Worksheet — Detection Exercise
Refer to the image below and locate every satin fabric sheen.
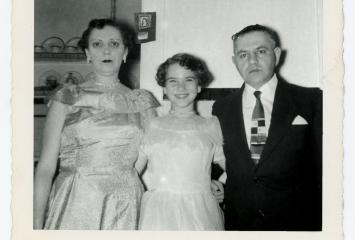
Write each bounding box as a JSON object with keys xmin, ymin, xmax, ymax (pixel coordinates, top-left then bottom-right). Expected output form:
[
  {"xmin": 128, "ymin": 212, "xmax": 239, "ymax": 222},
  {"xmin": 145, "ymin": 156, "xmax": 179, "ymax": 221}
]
[{"xmin": 43, "ymin": 83, "xmax": 159, "ymax": 230}]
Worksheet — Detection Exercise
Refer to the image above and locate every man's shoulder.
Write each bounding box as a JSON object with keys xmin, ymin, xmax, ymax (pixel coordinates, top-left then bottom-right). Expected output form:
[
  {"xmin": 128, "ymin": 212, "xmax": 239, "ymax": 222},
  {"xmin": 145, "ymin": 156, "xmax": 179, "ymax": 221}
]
[
  {"xmin": 214, "ymin": 88, "xmax": 243, "ymax": 105},
  {"xmin": 280, "ymin": 80, "xmax": 322, "ymax": 100},
  {"xmin": 212, "ymin": 88, "xmax": 242, "ymax": 114},
  {"xmin": 287, "ymin": 82, "xmax": 321, "ymax": 92},
  {"xmin": 279, "ymin": 80, "xmax": 322, "ymax": 114}
]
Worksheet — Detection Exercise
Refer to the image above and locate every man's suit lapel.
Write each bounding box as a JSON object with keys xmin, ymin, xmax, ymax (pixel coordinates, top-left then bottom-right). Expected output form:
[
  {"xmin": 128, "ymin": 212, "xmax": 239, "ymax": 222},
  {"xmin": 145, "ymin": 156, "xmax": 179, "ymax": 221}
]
[
  {"xmin": 231, "ymin": 85, "xmax": 252, "ymax": 163},
  {"xmin": 258, "ymin": 80, "xmax": 296, "ymax": 166}
]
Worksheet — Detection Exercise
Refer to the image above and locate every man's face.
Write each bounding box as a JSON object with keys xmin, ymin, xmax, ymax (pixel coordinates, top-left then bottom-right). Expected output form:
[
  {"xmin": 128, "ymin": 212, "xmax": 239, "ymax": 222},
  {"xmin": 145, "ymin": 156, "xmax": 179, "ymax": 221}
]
[{"xmin": 232, "ymin": 31, "xmax": 281, "ymax": 89}]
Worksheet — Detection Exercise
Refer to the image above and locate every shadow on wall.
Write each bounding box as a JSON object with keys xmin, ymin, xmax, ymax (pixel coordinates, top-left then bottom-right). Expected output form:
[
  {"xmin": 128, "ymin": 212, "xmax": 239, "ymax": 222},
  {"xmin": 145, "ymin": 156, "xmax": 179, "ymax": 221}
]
[{"xmin": 119, "ymin": 20, "xmax": 141, "ymax": 89}]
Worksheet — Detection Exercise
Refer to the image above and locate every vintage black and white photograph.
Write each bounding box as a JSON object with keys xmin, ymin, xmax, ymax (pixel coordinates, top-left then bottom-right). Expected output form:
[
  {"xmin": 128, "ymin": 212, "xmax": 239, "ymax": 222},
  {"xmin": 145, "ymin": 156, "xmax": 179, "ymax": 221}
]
[{"xmin": 11, "ymin": 0, "xmax": 344, "ymax": 239}]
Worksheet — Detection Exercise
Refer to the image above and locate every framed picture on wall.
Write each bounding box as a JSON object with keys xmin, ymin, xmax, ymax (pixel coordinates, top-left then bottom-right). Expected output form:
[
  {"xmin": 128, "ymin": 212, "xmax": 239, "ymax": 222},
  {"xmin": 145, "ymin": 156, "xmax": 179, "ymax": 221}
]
[{"xmin": 135, "ymin": 12, "xmax": 156, "ymax": 43}]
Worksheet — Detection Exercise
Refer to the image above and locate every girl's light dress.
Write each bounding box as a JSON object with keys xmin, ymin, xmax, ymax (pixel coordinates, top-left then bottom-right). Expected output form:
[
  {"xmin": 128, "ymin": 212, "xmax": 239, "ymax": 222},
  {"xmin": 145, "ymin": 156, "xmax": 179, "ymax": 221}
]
[{"xmin": 139, "ymin": 111, "xmax": 225, "ymax": 230}]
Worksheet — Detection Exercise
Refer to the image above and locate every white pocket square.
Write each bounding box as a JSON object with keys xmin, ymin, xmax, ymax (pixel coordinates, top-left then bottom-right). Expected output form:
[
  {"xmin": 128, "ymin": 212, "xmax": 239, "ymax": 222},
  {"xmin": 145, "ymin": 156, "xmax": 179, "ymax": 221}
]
[{"xmin": 292, "ymin": 115, "xmax": 308, "ymax": 125}]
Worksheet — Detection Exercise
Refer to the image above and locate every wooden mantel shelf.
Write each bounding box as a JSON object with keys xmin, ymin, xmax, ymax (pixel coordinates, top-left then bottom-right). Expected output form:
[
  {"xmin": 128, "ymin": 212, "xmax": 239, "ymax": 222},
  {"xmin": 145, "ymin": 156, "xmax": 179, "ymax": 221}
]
[{"xmin": 34, "ymin": 52, "xmax": 86, "ymax": 62}]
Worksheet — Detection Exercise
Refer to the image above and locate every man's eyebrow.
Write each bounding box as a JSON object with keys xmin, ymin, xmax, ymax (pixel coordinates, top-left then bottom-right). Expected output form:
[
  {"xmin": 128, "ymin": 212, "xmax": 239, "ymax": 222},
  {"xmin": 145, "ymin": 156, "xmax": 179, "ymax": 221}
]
[
  {"xmin": 235, "ymin": 45, "xmax": 270, "ymax": 53},
  {"xmin": 235, "ymin": 50, "xmax": 246, "ymax": 55},
  {"xmin": 256, "ymin": 45, "xmax": 269, "ymax": 49}
]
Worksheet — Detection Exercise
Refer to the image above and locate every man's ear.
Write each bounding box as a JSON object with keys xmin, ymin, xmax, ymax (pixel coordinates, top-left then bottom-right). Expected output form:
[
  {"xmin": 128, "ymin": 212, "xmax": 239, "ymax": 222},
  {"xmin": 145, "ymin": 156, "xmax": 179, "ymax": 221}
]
[{"xmin": 274, "ymin": 47, "xmax": 282, "ymax": 66}]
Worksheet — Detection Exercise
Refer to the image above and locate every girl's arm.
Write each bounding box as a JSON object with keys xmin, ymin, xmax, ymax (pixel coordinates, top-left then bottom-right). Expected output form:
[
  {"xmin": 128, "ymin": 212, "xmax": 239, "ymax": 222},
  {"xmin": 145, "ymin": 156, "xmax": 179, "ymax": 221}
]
[
  {"xmin": 214, "ymin": 146, "xmax": 226, "ymax": 171},
  {"xmin": 33, "ymin": 101, "xmax": 67, "ymax": 229},
  {"xmin": 211, "ymin": 146, "xmax": 226, "ymax": 203}
]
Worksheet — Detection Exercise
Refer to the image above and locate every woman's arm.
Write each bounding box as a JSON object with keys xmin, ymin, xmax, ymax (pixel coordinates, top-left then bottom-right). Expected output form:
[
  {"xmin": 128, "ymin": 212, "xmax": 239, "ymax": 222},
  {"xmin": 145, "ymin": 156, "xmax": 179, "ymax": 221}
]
[
  {"xmin": 33, "ymin": 101, "xmax": 67, "ymax": 229},
  {"xmin": 211, "ymin": 146, "xmax": 226, "ymax": 203}
]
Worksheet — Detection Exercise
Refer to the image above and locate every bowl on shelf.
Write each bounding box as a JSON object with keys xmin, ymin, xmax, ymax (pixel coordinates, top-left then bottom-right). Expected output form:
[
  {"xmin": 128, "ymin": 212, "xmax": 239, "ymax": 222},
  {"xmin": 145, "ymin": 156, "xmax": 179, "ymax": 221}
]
[
  {"xmin": 49, "ymin": 45, "xmax": 63, "ymax": 53},
  {"xmin": 42, "ymin": 36, "xmax": 65, "ymax": 53},
  {"xmin": 34, "ymin": 45, "xmax": 45, "ymax": 53},
  {"xmin": 65, "ymin": 37, "xmax": 82, "ymax": 53},
  {"xmin": 63, "ymin": 45, "xmax": 79, "ymax": 53},
  {"xmin": 39, "ymin": 70, "xmax": 62, "ymax": 88}
]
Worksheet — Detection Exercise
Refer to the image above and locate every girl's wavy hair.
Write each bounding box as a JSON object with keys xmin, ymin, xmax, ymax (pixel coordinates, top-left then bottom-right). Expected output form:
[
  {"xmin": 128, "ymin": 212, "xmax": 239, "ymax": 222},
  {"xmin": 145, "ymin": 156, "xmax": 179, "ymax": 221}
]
[{"xmin": 156, "ymin": 53, "xmax": 214, "ymax": 87}]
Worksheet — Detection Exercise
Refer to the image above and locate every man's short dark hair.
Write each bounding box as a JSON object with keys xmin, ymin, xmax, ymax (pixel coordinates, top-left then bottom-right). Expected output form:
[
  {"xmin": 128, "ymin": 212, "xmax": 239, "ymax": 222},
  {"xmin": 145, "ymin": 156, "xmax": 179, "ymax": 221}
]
[{"xmin": 232, "ymin": 24, "xmax": 281, "ymax": 48}]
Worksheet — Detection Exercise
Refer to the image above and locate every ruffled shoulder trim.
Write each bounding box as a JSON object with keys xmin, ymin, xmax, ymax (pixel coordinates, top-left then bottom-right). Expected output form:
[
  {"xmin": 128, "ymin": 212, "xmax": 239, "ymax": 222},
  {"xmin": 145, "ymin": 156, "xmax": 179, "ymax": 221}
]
[
  {"xmin": 73, "ymin": 88, "xmax": 160, "ymax": 113},
  {"xmin": 48, "ymin": 83, "xmax": 80, "ymax": 106},
  {"xmin": 126, "ymin": 89, "xmax": 160, "ymax": 112}
]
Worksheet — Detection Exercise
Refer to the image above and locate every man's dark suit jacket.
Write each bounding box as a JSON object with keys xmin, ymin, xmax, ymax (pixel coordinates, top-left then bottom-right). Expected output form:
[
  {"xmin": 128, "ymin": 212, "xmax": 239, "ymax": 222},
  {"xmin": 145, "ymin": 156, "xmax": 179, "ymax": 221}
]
[{"xmin": 212, "ymin": 79, "xmax": 322, "ymax": 231}]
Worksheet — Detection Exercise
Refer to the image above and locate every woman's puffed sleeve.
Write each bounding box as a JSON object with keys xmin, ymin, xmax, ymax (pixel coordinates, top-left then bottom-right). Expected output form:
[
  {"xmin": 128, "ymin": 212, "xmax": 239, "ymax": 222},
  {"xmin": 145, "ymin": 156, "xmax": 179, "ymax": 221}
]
[
  {"xmin": 135, "ymin": 89, "xmax": 160, "ymax": 129},
  {"xmin": 135, "ymin": 89, "xmax": 160, "ymax": 111},
  {"xmin": 47, "ymin": 84, "xmax": 79, "ymax": 107},
  {"xmin": 92, "ymin": 89, "xmax": 160, "ymax": 113}
]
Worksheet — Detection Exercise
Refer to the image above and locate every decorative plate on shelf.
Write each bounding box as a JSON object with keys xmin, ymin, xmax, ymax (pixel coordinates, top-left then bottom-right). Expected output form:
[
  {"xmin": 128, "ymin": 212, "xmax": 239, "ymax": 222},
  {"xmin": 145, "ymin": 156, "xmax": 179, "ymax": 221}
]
[
  {"xmin": 61, "ymin": 71, "xmax": 85, "ymax": 85},
  {"xmin": 42, "ymin": 36, "xmax": 65, "ymax": 53},
  {"xmin": 65, "ymin": 37, "xmax": 82, "ymax": 53},
  {"xmin": 38, "ymin": 70, "xmax": 62, "ymax": 88},
  {"xmin": 85, "ymin": 72, "xmax": 95, "ymax": 82},
  {"xmin": 34, "ymin": 45, "xmax": 46, "ymax": 53},
  {"xmin": 63, "ymin": 46, "xmax": 79, "ymax": 53}
]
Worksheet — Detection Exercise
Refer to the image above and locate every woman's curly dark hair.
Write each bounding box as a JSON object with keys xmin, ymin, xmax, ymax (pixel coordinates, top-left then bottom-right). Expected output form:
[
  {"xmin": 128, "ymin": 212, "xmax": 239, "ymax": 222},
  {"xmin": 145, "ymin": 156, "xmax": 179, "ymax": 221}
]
[
  {"xmin": 78, "ymin": 18, "xmax": 134, "ymax": 52},
  {"xmin": 156, "ymin": 53, "xmax": 214, "ymax": 87}
]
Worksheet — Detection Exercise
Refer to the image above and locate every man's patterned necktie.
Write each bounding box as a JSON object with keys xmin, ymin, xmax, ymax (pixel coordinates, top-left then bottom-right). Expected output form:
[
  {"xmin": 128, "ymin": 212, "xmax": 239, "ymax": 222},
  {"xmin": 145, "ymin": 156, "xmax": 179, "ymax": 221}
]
[{"xmin": 250, "ymin": 91, "xmax": 267, "ymax": 164}]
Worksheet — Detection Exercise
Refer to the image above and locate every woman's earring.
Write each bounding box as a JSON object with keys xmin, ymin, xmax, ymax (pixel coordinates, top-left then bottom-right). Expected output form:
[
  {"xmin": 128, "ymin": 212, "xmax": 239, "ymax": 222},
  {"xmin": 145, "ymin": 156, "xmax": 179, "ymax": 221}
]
[{"xmin": 163, "ymin": 88, "xmax": 167, "ymax": 100}]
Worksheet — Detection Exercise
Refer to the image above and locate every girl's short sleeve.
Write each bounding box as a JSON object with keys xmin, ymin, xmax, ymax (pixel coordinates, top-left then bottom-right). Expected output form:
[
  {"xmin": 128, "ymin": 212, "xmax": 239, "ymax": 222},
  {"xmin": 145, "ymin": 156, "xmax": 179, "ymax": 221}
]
[
  {"xmin": 210, "ymin": 116, "xmax": 224, "ymax": 146},
  {"xmin": 210, "ymin": 116, "xmax": 226, "ymax": 166},
  {"xmin": 138, "ymin": 118, "xmax": 155, "ymax": 158}
]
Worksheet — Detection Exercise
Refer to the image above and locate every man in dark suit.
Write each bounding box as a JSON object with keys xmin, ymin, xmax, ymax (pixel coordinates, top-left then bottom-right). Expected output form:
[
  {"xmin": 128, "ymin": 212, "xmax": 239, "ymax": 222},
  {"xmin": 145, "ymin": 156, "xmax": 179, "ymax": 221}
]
[{"xmin": 212, "ymin": 24, "xmax": 322, "ymax": 230}]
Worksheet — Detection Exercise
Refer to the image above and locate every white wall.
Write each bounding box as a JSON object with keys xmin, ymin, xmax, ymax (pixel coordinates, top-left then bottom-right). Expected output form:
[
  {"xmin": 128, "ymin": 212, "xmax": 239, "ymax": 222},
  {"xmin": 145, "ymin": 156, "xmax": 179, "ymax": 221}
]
[
  {"xmin": 140, "ymin": 0, "xmax": 322, "ymax": 116},
  {"xmin": 35, "ymin": 0, "xmax": 141, "ymax": 45}
]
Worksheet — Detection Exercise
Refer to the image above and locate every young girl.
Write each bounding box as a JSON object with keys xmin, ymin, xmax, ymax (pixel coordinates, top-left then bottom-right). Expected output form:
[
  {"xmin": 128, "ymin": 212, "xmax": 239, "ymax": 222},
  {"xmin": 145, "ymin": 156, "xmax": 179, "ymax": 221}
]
[{"xmin": 135, "ymin": 53, "xmax": 225, "ymax": 230}]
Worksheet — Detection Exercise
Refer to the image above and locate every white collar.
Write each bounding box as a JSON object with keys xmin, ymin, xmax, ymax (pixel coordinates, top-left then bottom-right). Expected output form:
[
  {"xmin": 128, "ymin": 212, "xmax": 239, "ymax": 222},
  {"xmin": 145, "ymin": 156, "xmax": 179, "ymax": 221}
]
[{"xmin": 244, "ymin": 75, "xmax": 278, "ymax": 102}]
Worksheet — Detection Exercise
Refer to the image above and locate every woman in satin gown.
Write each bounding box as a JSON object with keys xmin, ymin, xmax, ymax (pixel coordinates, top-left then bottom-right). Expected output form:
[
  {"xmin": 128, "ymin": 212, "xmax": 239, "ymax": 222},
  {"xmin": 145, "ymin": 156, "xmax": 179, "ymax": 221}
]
[
  {"xmin": 136, "ymin": 53, "xmax": 226, "ymax": 230},
  {"xmin": 33, "ymin": 19, "xmax": 159, "ymax": 230}
]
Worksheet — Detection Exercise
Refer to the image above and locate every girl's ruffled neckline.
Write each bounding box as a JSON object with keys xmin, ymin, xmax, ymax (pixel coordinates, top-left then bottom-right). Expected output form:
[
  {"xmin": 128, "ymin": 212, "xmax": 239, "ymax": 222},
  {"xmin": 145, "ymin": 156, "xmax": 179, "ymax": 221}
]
[{"xmin": 169, "ymin": 109, "xmax": 197, "ymax": 118}]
